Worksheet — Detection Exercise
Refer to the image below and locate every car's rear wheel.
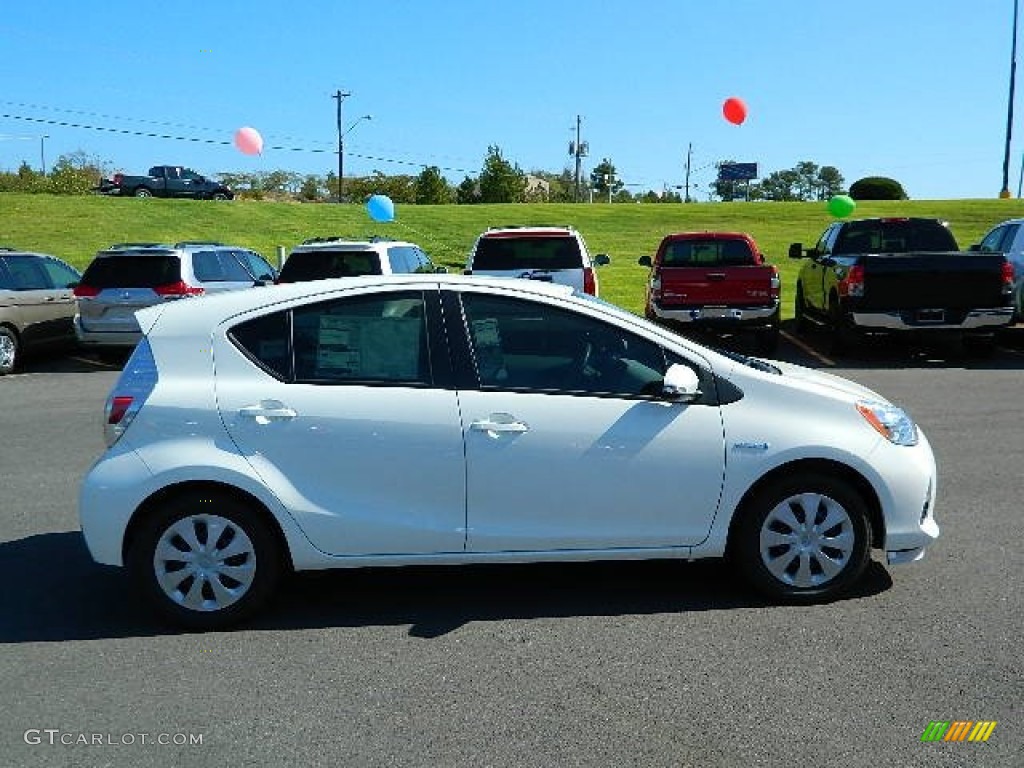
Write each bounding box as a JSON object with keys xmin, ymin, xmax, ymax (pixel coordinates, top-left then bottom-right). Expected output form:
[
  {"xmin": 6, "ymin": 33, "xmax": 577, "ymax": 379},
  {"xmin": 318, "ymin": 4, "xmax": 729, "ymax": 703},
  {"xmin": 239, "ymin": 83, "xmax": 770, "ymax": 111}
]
[
  {"xmin": 211, "ymin": 192, "xmax": 229, "ymax": 201},
  {"xmin": 127, "ymin": 490, "xmax": 282, "ymax": 628},
  {"xmin": 828, "ymin": 295, "xmax": 858, "ymax": 354},
  {"xmin": 133, "ymin": 186, "xmax": 153, "ymax": 198},
  {"xmin": 734, "ymin": 473, "xmax": 871, "ymax": 602},
  {"xmin": 0, "ymin": 326, "xmax": 19, "ymax": 374}
]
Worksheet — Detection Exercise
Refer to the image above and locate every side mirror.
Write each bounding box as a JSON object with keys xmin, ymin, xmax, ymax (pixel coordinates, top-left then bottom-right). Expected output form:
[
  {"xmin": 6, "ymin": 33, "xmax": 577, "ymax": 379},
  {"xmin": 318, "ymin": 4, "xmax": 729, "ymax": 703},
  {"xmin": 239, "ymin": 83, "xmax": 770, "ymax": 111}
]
[
  {"xmin": 968, "ymin": 243, "xmax": 981, "ymax": 252},
  {"xmin": 788, "ymin": 243, "xmax": 805, "ymax": 259},
  {"xmin": 638, "ymin": 255, "xmax": 652, "ymax": 267},
  {"xmin": 594, "ymin": 253, "xmax": 610, "ymax": 266},
  {"xmin": 661, "ymin": 363, "xmax": 702, "ymax": 402},
  {"xmin": 434, "ymin": 265, "xmax": 449, "ymax": 273}
]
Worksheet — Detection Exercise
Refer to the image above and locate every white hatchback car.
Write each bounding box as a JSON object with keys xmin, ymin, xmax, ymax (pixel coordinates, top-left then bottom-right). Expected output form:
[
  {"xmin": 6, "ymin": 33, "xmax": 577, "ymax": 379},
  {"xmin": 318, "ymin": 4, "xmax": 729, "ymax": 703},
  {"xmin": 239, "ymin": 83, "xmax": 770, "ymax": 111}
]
[{"xmin": 80, "ymin": 276, "xmax": 939, "ymax": 628}]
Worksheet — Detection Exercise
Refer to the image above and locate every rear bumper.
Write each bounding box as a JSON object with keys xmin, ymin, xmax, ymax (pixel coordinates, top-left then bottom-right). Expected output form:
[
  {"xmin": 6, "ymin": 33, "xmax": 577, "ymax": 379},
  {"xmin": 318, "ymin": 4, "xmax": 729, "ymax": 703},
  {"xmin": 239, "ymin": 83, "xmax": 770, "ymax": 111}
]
[
  {"xmin": 74, "ymin": 316, "xmax": 142, "ymax": 347},
  {"xmin": 650, "ymin": 300, "xmax": 779, "ymax": 327},
  {"xmin": 850, "ymin": 307, "xmax": 1013, "ymax": 331}
]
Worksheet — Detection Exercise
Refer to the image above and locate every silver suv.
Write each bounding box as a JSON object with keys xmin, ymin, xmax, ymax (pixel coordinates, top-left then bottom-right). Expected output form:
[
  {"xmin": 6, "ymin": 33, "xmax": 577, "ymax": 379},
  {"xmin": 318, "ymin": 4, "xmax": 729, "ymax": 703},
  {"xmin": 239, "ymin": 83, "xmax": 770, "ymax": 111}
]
[
  {"xmin": 465, "ymin": 226, "xmax": 610, "ymax": 295},
  {"xmin": 74, "ymin": 243, "xmax": 276, "ymax": 351},
  {"xmin": 277, "ymin": 237, "xmax": 443, "ymax": 284}
]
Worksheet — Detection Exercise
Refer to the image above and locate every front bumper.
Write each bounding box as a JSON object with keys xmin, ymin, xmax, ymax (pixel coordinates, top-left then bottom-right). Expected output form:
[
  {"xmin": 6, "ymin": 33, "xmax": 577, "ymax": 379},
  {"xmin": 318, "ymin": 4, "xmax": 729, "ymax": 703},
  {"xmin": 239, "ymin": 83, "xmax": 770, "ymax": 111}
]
[
  {"xmin": 850, "ymin": 307, "xmax": 1013, "ymax": 331},
  {"xmin": 874, "ymin": 428, "xmax": 940, "ymax": 564}
]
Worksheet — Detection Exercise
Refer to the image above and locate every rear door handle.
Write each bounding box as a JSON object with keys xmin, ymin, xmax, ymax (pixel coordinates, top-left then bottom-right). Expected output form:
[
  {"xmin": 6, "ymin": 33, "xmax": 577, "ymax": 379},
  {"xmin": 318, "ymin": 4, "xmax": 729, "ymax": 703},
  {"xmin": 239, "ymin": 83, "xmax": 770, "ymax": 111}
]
[
  {"xmin": 470, "ymin": 414, "xmax": 529, "ymax": 436},
  {"xmin": 238, "ymin": 400, "xmax": 297, "ymax": 424}
]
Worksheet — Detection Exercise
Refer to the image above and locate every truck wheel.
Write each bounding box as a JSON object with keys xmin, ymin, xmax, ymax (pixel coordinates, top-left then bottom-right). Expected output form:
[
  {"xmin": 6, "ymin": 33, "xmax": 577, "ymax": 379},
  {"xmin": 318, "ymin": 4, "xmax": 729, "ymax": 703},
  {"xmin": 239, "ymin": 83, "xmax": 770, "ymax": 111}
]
[
  {"xmin": 211, "ymin": 192, "xmax": 229, "ymax": 201},
  {"xmin": 828, "ymin": 295, "xmax": 857, "ymax": 355},
  {"xmin": 133, "ymin": 187, "xmax": 153, "ymax": 198},
  {"xmin": 794, "ymin": 284, "xmax": 808, "ymax": 333},
  {"xmin": 733, "ymin": 472, "xmax": 872, "ymax": 602}
]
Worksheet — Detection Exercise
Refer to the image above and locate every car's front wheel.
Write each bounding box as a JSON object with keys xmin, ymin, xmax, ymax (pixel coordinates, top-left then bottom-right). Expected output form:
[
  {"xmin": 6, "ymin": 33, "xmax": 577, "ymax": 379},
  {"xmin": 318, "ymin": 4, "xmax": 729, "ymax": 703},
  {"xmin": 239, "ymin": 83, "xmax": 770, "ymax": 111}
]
[
  {"xmin": 127, "ymin": 490, "xmax": 282, "ymax": 628},
  {"xmin": 734, "ymin": 473, "xmax": 872, "ymax": 602},
  {"xmin": 0, "ymin": 326, "xmax": 19, "ymax": 375}
]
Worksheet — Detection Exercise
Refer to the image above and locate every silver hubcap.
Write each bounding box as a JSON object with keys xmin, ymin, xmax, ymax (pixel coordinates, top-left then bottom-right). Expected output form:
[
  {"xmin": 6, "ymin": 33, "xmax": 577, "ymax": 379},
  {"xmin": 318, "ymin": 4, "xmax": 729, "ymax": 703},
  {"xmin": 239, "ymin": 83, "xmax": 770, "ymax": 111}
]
[
  {"xmin": 154, "ymin": 514, "xmax": 256, "ymax": 612},
  {"xmin": 0, "ymin": 334, "xmax": 14, "ymax": 368},
  {"xmin": 759, "ymin": 493, "xmax": 855, "ymax": 588}
]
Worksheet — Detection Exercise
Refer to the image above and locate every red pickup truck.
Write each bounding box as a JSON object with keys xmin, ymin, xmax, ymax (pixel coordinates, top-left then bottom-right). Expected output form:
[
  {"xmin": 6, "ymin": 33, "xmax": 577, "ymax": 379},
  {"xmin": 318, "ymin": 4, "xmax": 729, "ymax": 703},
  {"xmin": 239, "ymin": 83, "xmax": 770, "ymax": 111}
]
[{"xmin": 639, "ymin": 232, "xmax": 781, "ymax": 355}]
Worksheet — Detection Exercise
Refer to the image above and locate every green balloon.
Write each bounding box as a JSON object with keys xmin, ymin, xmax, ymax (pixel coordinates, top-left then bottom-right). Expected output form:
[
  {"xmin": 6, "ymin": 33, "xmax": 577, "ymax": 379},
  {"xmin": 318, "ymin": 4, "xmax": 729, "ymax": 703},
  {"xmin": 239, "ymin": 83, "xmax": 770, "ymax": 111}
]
[{"xmin": 827, "ymin": 194, "xmax": 856, "ymax": 218}]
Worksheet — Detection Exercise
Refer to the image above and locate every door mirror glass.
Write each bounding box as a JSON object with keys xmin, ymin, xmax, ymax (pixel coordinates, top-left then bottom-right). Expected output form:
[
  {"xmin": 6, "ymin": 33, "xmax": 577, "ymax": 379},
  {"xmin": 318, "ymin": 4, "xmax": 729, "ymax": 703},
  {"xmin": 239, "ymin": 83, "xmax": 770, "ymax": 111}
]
[
  {"xmin": 662, "ymin": 363, "xmax": 701, "ymax": 401},
  {"xmin": 637, "ymin": 255, "xmax": 652, "ymax": 267},
  {"xmin": 788, "ymin": 243, "xmax": 804, "ymax": 259},
  {"xmin": 594, "ymin": 253, "xmax": 611, "ymax": 266}
]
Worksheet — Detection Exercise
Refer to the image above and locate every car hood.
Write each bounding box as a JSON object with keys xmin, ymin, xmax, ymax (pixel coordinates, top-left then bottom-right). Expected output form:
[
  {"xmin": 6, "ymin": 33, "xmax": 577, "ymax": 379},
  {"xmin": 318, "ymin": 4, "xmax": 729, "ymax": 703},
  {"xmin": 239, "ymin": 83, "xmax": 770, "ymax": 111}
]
[{"xmin": 748, "ymin": 359, "xmax": 889, "ymax": 404}]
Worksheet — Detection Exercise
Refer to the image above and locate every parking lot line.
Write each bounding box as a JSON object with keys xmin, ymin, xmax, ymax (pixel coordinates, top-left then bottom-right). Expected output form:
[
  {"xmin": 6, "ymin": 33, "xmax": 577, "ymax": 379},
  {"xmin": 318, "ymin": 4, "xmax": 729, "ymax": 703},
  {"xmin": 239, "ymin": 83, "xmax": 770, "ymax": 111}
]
[
  {"xmin": 69, "ymin": 355, "xmax": 119, "ymax": 368},
  {"xmin": 780, "ymin": 330, "xmax": 835, "ymax": 367}
]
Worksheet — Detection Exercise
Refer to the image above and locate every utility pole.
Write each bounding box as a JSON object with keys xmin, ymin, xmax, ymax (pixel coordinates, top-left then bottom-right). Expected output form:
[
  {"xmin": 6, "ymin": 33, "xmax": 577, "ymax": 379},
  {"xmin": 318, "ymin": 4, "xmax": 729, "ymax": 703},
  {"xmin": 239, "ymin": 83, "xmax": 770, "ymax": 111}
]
[
  {"xmin": 332, "ymin": 89, "xmax": 351, "ymax": 203},
  {"xmin": 683, "ymin": 143, "xmax": 693, "ymax": 203},
  {"xmin": 40, "ymin": 135, "xmax": 48, "ymax": 175},
  {"xmin": 1001, "ymin": 0, "xmax": 1018, "ymax": 197},
  {"xmin": 568, "ymin": 115, "xmax": 588, "ymax": 203}
]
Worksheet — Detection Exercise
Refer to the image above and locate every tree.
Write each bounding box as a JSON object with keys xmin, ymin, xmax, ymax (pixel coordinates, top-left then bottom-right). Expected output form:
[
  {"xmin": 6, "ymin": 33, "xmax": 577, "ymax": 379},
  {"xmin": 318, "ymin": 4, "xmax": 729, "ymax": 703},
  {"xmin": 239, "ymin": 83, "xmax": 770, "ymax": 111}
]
[
  {"xmin": 816, "ymin": 166, "xmax": 845, "ymax": 199},
  {"xmin": 456, "ymin": 175, "xmax": 479, "ymax": 204},
  {"xmin": 589, "ymin": 158, "xmax": 623, "ymax": 202},
  {"xmin": 712, "ymin": 160, "xmax": 745, "ymax": 201},
  {"xmin": 48, "ymin": 151, "xmax": 110, "ymax": 195},
  {"xmin": 794, "ymin": 161, "xmax": 820, "ymax": 201},
  {"xmin": 414, "ymin": 166, "xmax": 454, "ymax": 204},
  {"xmin": 299, "ymin": 174, "xmax": 325, "ymax": 202},
  {"xmin": 849, "ymin": 176, "xmax": 908, "ymax": 200},
  {"xmin": 478, "ymin": 146, "xmax": 526, "ymax": 203},
  {"xmin": 760, "ymin": 169, "xmax": 801, "ymax": 201}
]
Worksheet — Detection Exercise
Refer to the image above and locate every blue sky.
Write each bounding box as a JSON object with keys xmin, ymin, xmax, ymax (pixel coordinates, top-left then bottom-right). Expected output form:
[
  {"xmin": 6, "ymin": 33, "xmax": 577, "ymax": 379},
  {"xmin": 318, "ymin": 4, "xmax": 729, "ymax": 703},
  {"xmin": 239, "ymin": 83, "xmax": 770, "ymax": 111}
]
[{"xmin": 0, "ymin": 1, "xmax": 1020, "ymax": 200}]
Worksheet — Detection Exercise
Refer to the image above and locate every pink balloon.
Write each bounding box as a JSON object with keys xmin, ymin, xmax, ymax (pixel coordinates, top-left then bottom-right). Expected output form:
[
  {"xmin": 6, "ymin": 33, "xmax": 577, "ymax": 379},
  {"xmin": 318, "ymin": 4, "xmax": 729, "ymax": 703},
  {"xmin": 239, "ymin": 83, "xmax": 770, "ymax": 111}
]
[{"xmin": 233, "ymin": 126, "xmax": 263, "ymax": 156}]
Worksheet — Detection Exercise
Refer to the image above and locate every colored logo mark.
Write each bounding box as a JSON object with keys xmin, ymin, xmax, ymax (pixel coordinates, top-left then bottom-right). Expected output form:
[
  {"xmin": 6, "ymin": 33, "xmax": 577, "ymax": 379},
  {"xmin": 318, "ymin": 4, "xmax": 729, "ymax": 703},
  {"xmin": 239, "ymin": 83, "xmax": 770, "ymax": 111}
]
[{"xmin": 920, "ymin": 720, "xmax": 997, "ymax": 742}]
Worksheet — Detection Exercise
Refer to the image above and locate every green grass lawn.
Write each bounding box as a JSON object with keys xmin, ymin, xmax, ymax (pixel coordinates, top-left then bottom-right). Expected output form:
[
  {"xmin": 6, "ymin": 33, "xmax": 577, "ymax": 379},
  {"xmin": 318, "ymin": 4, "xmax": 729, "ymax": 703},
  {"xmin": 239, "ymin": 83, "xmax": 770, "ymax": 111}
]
[{"xmin": 2, "ymin": 193, "xmax": 1021, "ymax": 317}]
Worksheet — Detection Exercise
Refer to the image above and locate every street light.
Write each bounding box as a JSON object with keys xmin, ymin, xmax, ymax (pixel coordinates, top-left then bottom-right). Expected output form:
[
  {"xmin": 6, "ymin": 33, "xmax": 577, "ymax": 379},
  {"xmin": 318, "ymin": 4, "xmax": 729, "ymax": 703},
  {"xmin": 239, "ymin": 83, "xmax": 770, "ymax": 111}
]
[
  {"xmin": 40, "ymin": 135, "xmax": 48, "ymax": 175},
  {"xmin": 339, "ymin": 115, "xmax": 371, "ymax": 202},
  {"xmin": 1001, "ymin": 0, "xmax": 1019, "ymax": 197}
]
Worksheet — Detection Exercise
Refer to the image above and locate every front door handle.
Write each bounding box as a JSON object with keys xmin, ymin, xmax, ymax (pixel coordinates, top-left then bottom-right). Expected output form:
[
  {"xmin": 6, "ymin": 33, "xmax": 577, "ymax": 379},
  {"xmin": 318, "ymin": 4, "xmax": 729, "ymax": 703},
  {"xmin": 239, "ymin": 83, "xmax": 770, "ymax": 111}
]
[
  {"xmin": 470, "ymin": 413, "xmax": 529, "ymax": 436},
  {"xmin": 238, "ymin": 400, "xmax": 297, "ymax": 424}
]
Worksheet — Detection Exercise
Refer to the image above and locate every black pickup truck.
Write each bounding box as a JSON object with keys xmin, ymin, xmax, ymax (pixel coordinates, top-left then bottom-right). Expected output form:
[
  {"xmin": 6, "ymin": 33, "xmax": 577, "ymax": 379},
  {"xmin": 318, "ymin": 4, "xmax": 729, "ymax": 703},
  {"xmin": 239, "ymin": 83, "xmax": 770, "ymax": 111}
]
[
  {"xmin": 96, "ymin": 165, "xmax": 234, "ymax": 200},
  {"xmin": 790, "ymin": 217, "xmax": 1014, "ymax": 353}
]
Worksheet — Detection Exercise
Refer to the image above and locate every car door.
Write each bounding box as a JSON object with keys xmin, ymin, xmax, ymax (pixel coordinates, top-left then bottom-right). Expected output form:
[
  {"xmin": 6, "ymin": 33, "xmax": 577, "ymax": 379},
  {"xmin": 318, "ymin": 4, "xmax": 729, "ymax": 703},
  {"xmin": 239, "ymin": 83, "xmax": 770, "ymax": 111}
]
[
  {"xmin": 0, "ymin": 256, "xmax": 58, "ymax": 346},
  {"xmin": 803, "ymin": 225, "xmax": 836, "ymax": 313},
  {"xmin": 36, "ymin": 256, "xmax": 81, "ymax": 341},
  {"xmin": 215, "ymin": 286, "xmax": 467, "ymax": 556},
  {"xmin": 450, "ymin": 289, "xmax": 726, "ymax": 551}
]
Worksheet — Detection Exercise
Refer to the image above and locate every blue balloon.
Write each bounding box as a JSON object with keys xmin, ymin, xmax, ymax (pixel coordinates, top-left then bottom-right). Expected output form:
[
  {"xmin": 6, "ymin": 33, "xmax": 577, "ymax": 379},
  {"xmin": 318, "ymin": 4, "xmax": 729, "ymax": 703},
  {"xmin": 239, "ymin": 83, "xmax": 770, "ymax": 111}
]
[{"xmin": 366, "ymin": 194, "xmax": 395, "ymax": 222}]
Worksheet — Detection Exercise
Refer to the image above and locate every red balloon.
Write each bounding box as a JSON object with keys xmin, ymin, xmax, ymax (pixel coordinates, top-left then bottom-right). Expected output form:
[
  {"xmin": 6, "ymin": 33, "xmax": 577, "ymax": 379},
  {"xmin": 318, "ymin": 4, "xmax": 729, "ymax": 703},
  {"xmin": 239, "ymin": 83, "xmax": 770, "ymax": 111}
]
[{"xmin": 722, "ymin": 97, "xmax": 747, "ymax": 126}]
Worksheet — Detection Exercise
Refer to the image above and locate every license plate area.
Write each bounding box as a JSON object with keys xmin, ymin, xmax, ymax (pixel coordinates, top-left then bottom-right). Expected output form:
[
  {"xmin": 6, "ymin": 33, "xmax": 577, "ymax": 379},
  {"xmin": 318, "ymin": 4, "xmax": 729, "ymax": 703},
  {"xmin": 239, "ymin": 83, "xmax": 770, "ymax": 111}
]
[{"xmin": 916, "ymin": 309, "xmax": 946, "ymax": 323}]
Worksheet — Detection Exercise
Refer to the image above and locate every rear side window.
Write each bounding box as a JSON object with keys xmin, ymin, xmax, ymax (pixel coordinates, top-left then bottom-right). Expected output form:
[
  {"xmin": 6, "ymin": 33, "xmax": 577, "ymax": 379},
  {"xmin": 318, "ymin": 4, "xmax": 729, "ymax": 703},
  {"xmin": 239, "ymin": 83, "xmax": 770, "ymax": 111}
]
[
  {"xmin": 80, "ymin": 255, "xmax": 181, "ymax": 288},
  {"xmin": 661, "ymin": 239, "xmax": 754, "ymax": 266},
  {"xmin": 39, "ymin": 258, "xmax": 82, "ymax": 289},
  {"xmin": 472, "ymin": 236, "xmax": 581, "ymax": 270},
  {"xmin": 192, "ymin": 251, "xmax": 252, "ymax": 283},
  {"xmin": 236, "ymin": 250, "xmax": 276, "ymax": 281},
  {"xmin": 278, "ymin": 250, "xmax": 383, "ymax": 283},
  {"xmin": 1, "ymin": 256, "xmax": 49, "ymax": 290}
]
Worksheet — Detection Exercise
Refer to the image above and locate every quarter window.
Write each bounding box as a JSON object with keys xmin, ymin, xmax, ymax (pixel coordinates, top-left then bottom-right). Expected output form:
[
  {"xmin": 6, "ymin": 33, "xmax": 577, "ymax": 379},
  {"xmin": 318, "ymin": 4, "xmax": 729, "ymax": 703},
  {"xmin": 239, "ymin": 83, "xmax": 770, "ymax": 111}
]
[
  {"xmin": 460, "ymin": 293, "xmax": 668, "ymax": 397},
  {"xmin": 39, "ymin": 258, "xmax": 81, "ymax": 289}
]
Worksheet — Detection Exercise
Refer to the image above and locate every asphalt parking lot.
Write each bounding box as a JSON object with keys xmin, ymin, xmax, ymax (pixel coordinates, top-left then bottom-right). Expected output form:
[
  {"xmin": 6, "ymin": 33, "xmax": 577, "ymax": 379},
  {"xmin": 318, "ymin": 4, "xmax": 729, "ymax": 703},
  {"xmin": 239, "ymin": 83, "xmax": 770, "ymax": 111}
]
[{"xmin": 1, "ymin": 327, "xmax": 1021, "ymax": 767}]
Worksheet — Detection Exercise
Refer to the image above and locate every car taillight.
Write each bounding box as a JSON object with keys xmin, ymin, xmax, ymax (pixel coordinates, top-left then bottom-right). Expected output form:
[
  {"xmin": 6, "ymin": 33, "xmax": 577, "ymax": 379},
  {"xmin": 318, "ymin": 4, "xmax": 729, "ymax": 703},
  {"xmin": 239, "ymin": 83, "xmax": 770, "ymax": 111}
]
[
  {"xmin": 650, "ymin": 270, "xmax": 662, "ymax": 300},
  {"xmin": 73, "ymin": 284, "xmax": 101, "ymax": 298},
  {"xmin": 113, "ymin": 173, "xmax": 124, "ymax": 184},
  {"xmin": 838, "ymin": 265, "xmax": 865, "ymax": 297},
  {"xmin": 153, "ymin": 281, "xmax": 204, "ymax": 297},
  {"xmin": 1001, "ymin": 260, "xmax": 1015, "ymax": 291},
  {"xmin": 583, "ymin": 266, "xmax": 597, "ymax": 296},
  {"xmin": 769, "ymin": 265, "xmax": 780, "ymax": 296},
  {"xmin": 103, "ymin": 338, "xmax": 159, "ymax": 446}
]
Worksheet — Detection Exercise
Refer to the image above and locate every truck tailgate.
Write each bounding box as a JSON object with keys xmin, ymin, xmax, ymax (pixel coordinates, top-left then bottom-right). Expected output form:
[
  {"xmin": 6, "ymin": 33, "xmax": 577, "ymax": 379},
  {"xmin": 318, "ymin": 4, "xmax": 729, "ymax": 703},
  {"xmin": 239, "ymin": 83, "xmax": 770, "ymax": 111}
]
[
  {"xmin": 657, "ymin": 265, "xmax": 776, "ymax": 306},
  {"xmin": 861, "ymin": 253, "xmax": 1007, "ymax": 310}
]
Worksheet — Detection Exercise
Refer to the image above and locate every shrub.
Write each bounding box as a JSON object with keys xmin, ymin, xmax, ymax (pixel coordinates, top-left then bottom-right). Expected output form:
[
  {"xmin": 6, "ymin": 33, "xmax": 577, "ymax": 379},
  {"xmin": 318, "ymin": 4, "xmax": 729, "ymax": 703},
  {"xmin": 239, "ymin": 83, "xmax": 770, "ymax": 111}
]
[{"xmin": 849, "ymin": 176, "xmax": 908, "ymax": 200}]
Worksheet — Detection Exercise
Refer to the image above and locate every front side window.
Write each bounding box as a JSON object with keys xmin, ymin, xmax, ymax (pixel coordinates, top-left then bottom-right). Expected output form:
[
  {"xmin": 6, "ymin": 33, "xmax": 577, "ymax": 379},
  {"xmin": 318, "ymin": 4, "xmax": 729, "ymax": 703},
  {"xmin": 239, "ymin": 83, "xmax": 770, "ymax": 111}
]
[
  {"xmin": 460, "ymin": 293, "xmax": 667, "ymax": 397},
  {"xmin": 293, "ymin": 291, "xmax": 429, "ymax": 385},
  {"xmin": 39, "ymin": 258, "xmax": 81, "ymax": 289}
]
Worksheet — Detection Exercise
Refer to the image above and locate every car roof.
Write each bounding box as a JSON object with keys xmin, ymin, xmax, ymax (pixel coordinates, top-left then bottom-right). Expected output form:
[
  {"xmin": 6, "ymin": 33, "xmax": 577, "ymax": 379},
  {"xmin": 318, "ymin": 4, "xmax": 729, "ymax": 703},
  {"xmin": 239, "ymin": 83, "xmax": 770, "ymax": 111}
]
[
  {"xmin": 0, "ymin": 250, "xmax": 67, "ymax": 260},
  {"xmin": 138, "ymin": 274, "xmax": 576, "ymax": 335},
  {"xmin": 290, "ymin": 238, "xmax": 419, "ymax": 252},
  {"xmin": 95, "ymin": 244, "xmax": 244, "ymax": 258},
  {"xmin": 479, "ymin": 226, "xmax": 577, "ymax": 238}
]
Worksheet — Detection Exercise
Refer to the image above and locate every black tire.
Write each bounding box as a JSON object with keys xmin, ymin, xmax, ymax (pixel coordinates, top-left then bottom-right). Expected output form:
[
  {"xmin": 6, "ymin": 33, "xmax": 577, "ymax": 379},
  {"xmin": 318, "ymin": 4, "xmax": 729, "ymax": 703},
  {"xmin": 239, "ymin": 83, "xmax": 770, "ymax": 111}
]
[
  {"xmin": 211, "ymin": 192, "xmax": 229, "ymax": 201},
  {"xmin": 828, "ymin": 294, "xmax": 857, "ymax": 355},
  {"xmin": 753, "ymin": 325, "xmax": 780, "ymax": 357},
  {"xmin": 733, "ymin": 472, "xmax": 872, "ymax": 602},
  {"xmin": 133, "ymin": 186, "xmax": 153, "ymax": 198},
  {"xmin": 793, "ymin": 283, "xmax": 808, "ymax": 334},
  {"xmin": 0, "ymin": 326, "xmax": 19, "ymax": 375},
  {"xmin": 127, "ymin": 490, "xmax": 282, "ymax": 629}
]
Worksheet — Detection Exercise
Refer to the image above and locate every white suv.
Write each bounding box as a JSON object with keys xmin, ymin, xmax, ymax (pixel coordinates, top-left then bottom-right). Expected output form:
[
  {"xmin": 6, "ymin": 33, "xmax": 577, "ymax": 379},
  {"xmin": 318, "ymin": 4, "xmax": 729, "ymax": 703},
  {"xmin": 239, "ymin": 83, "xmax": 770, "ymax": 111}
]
[
  {"xmin": 277, "ymin": 237, "xmax": 443, "ymax": 284},
  {"xmin": 465, "ymin": 226, "xmax": 609, "ymax": 295}
]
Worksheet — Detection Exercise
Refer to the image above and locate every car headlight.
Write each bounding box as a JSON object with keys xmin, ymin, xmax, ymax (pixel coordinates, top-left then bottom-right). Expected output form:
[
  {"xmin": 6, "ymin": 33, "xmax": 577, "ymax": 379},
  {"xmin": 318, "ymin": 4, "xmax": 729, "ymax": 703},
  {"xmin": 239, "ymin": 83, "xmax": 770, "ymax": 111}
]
[{"xmin": 856, "ymin": 400, "xmax": 918, "ymax": 446}]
